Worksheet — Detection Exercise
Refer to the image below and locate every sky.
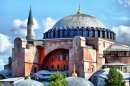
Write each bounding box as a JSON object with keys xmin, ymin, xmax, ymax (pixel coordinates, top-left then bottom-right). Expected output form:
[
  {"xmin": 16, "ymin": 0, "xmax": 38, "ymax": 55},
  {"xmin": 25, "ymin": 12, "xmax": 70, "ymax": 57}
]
[{"xmin": 0, "ymin": 0, "xmax": 130, "ymax": 70}]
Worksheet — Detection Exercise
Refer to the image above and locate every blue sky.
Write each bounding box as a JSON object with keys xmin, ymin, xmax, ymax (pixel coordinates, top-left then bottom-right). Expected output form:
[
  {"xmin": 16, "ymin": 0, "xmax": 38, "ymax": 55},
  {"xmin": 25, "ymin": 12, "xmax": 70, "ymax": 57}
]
[{"xmin": 0, "ymin": 0, "xmax": 130, "ymax": 70}]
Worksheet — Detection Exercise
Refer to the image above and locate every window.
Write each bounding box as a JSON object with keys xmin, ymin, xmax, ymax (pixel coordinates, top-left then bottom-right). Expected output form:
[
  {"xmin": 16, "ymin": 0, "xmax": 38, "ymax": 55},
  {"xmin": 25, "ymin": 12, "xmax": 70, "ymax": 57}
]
[
  {"xmin": 123, "ymin": 67, "xmax": 127, "ymax": 73},
  {"xmin": 63, "ymin": 64, "xmax": 66, "ymax": 70},
  {"xmin": 92, "ymin": 66, "xmax": 95, "ymax": 72},
  {"xmin": 53, "ymin": 30, "xmax": 55, "ymax": 37},
  {"xmin": 62, "ymin": 51, "xmax": 66, "ymax": 60},
  {"xmin": 98, "ymin": 30, "xmax": 100, "ymax": 37},
  {"xmin": 51, "ymin": 65, "xmax": 54, "ymax": 70},
  {"xmin": 57, "ymin": 64, "xmax": 60, "ymax": 70},
  {"xmin": 68, "ymin": 29, "xmax": 71, "ymax": 37},
  {"xmin": 45, "ymin": 65, "xmax": 48, "ymax": 70},
  {"xmin": 92, "ymin": 29, "xmax": 95, "ymax": 37},
  {"xmin": 60, "ymin": 55, "xmax": 63, "ymax": 60},
  {"xmin": 34, "ymin": 67, "xmax": 37, "ymax": 73},
  {"xmin": 58, "ymin": 30, "xmax": 60, "ymax": 37},
  {"xmin": 93, "ymin": 76, "xmax": 97, "ymax": 85},
  {"xmin": 74, "ymin": 30, "xmax": 77, "ymax": 36},
  {"xmin": 51, "ymin": 56, "xmax": 54, "ymax": 61},
  {"xmin": 57, "ymin": 54, "xmax": 60, "ymax": 61}
]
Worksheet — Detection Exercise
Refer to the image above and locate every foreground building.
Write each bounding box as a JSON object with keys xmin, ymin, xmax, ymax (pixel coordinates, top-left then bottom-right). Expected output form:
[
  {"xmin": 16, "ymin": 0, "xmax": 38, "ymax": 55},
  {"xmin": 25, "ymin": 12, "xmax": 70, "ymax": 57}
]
[{"xmin": 1, "ymin": 5, "xmax": 130, "ymax": 83}]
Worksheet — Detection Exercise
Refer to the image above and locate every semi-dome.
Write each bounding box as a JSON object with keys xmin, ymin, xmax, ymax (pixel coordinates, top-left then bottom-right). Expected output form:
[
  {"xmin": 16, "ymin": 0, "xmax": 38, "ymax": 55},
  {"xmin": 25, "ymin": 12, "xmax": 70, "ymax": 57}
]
[
  {"xmin": 66, "ymin": 77, "xmax": 94, "ymax": 86},
  {"xmin": 53, "ymin": 14, "xmax": 106, "ymax": 29},
  {"xmin": 13, "ymin": 79, "xmax": 43, "ymax": 86}
]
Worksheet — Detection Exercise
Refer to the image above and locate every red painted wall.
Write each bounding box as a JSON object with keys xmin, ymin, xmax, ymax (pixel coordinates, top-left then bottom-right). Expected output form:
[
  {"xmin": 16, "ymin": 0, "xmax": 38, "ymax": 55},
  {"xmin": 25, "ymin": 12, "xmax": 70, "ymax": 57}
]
[
  {"xmin": 42, "ymin": 49, "xmax": 69, "ymax": 70},
  {"xmin": 36, "ymin": 46, "xmax": 45, "ymax": 70}
]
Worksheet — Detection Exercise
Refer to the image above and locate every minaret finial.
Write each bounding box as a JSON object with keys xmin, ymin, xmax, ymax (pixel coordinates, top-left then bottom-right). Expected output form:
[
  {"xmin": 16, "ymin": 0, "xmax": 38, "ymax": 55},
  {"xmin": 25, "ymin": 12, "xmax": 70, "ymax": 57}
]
[
  {"xmin": 72, "ymin": 64, "xmax": 77, "ymax": 77},
  {"xmin": 77, "ymin": 3, "xmax": 82, "ymax": 14}
]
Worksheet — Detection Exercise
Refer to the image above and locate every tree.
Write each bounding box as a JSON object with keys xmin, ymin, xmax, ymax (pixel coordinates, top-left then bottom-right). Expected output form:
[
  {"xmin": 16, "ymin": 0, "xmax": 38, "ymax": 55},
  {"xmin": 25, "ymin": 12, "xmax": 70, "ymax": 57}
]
[
  {"xmin": 105, "ymin": 66, "xmax": 126, "ymax": 86},
  {"xmin": 0, "ymin": 84, "xmax": 3, "ymax": 86},
  {"xmin": 48, "ymin": 71, "xmax": 68, "ymax": 86}
]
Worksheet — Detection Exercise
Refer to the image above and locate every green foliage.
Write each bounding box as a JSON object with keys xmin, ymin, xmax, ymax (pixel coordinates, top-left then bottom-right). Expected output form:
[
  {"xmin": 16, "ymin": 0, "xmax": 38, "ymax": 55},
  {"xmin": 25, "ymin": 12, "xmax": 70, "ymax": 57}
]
[
  {"xmin": 0, "ymin": 84, "xmax": 3, "ymax": 86},
  {"xmin": 105, "ymin": 66, "xmax": 126, "ymax": 86},
  {"xmin": 48, "ymin": 71, "xmax": 68, "ymax": 86}
]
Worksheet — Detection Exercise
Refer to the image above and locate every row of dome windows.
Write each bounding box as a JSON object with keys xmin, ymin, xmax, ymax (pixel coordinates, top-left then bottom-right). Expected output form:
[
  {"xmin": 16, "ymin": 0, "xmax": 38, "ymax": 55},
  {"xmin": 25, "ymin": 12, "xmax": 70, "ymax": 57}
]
[
  {"xmin": 45, "ymin": 64, "xmax": 67, "ymax": 70},
  {"xmin": 44, "ymin": 28, "xmax": 115, "ymax": 40}
]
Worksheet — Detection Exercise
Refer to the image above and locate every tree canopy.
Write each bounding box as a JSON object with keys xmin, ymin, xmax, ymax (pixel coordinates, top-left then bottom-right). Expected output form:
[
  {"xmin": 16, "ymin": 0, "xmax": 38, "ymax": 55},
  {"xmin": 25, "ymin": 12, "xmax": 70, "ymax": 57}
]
[
  {"xmin": 48, "ymin": 71, "xmax": 68, "ymax": 86},
  {"xmin": 105, "ymin": 66, "xmax": 126, "ymax": 86}
]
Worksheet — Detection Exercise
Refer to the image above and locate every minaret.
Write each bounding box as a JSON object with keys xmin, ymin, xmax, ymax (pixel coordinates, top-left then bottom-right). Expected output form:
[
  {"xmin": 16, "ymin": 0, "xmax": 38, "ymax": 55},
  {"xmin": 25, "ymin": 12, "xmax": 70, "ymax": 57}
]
[
  {"xmin": 26, "ymin": 6, "xmax": 34, "ymax": 40},
  {"xmin": 77, "ymin": 3, "xmax": 82, "ymax": 14}
]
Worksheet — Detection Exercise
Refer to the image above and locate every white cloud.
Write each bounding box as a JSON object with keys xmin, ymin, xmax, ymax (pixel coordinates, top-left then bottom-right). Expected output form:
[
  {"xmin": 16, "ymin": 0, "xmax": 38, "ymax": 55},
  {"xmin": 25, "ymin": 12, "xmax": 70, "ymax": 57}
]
[
  {"xmin": 0, "ymin": 33, "xmax": 13, "ymax": 70},
  {"xmin": 112, "ymin": 25, "xmax": 130, "ymax": 45},
  {"xmin": 43, "ymin": 17, "xmax": 57, "ymax": 32},
  {"xmin": 118, "ymin": 0, "xmax": 130, "ymax": 7},
  {"xmin": 0, "ymin": 33, "xmax": 13, "ymax": 54},
  {"xmin": 10, "ymin": 18, "xmax": 39, "ymax": 38}
]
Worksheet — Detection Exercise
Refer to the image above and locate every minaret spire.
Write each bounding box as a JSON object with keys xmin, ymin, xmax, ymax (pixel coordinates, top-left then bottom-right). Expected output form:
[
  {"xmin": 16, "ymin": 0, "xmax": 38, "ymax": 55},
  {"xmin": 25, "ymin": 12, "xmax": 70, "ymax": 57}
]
[
  {"xmin": 26, "ymin": 6, "xmax": 34, "ymax": 40},
  {"xmin": 27, "ymin": 5, "xmax": 34, "ymax": 25},
  {"xmin": 77, "ymin": 3, "xmax": 82, "ymax": 14}
]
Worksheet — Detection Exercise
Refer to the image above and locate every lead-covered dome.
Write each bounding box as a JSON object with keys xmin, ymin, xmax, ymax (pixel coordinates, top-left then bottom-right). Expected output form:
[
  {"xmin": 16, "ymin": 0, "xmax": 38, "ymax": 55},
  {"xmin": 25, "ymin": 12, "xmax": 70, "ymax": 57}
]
[
  {"xmin": 43, "ymin": 7, "xmax": 116, "ymax": 41},
  {"xmin": 66, "ymin": 77, "xmax": 94, "ymax": 86},
  {"xmin": 13, "ymin": 79, "xmax": 43, "ymax": 86},
  {"xmin": 53, "ymin": 14, "xmax": 106, "ymax": 29}
]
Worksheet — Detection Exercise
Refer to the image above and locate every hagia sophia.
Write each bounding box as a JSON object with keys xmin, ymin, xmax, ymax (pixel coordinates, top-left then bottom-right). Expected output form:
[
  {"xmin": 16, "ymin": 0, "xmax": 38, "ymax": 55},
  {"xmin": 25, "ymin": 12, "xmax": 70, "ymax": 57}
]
[{"xmin": 0, "ymin": 5, "xmax": 130, "ymax": 86}]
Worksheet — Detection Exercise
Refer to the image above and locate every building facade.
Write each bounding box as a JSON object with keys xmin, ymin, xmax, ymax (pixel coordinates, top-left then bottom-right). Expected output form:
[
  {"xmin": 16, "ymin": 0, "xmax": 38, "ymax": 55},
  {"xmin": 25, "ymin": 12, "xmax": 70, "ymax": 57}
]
[{"xmin": 2, "ymin": 6, "xmax": 130, "ymax": 80}]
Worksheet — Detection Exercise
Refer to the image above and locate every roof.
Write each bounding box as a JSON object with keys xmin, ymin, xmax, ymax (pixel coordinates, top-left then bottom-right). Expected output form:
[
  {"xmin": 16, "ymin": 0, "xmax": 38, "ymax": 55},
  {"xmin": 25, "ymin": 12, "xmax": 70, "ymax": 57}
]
[
  {"xmin": 0, "ymin": 69, "xmax": 12, "ymax": 78},
  {"xmin": 104, "ymin": 61, "xmax": 128, "ymax": 66},
  {"xmin": 98, "ymin": 68, "xmax": 130, "ymax": 81},
  {"xmin": 13, "ymin": 79, "xmax": 43, "ymax": 86},
  {"xmin": 33, "ymin": 70, "xmax": 69, "ymax": 79},
  {"xmin": 105, "ymin": 44, "xmax": 130, "ymax": 51},
  {"xmin": 52, "ymin": 14, "xmax": 106, "ymax": 29},
  {"xmin": 66, "ymin": 77, "xmax": 94, "ymax": 86},
  {"xmin": 0, "ymin": 77, "xmax": 24, "ymax": 81}
]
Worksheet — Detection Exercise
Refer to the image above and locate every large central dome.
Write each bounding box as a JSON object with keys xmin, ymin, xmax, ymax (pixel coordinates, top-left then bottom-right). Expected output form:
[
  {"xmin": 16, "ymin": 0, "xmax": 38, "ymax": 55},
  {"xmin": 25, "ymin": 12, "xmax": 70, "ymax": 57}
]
[
  {"xmin": 53, "ymin": 14, "xmax": 106, "ymax": 29},
  {"xmin": 43, "ymin": 6, "xmax": 115, "ymax": 41}
]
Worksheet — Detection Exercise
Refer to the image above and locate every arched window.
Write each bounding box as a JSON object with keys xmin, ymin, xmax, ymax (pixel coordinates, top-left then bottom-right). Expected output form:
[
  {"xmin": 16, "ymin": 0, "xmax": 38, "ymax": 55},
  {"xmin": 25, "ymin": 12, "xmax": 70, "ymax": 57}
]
[
  {"xmin": 74, "ymin": 29, "xmax": 77, "ymax": 36},
  {"xmin": 63, "ymin": 29, "xmax": 65, "ymax": 37},
  {"xmin": 102, "ymin": 30, "xmax": 105, "ymax": 38},
  {"xmin": 92, "ymin": 29, "xmax": 95, "ymax": 37},
  {"xmin": 51, "ymin": 65, "xmax": 54, "ymax": 70},
  {"xmin": 98, "ymin": 30, "xmax": 100, "ymax": 37},
  {"xmin": 93, "ymin": 76, "xmax": 97, "ymax": 85},
  {"xmin": 68, "ymin": 29, "xmax": 71, "ymax": 37},
  {"xmin": 62, "ymin": 51, "xmax": 66, "ymax": 60},
  {"xmin": 50, "ymin": 56, "xmax": 54, "ymax": 62},
  {"xmin": 53, "ymin": 30, "xmax": 55, "ymax": 37},
  {"xmin": 58, "ymin": 30, "xmax": 60, "ymax": 37},
  {"xmin": 34, "ymin": 67, "xmax": 37, "ymax": 73},
  {"xmin": 92, "ymin": 66, "xmax": 95, "ymax": 72},
  {"xmin": 123, "ymin": 67, "xmax": 127, "ymax": 73},
  {"xmin": 45, "ymin": 65, "xmax": 48, "ymax": 70},
  {"xmin": 57, "ymin": 54, "xmax": 60, "ymax": 61},
  {"xmin": 57, "ymin": 64, "xmax": 60, "ymax": 70},
  {"xmin": 63, "ymin": 64, "xmax": 66, "ymax": 70}
]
